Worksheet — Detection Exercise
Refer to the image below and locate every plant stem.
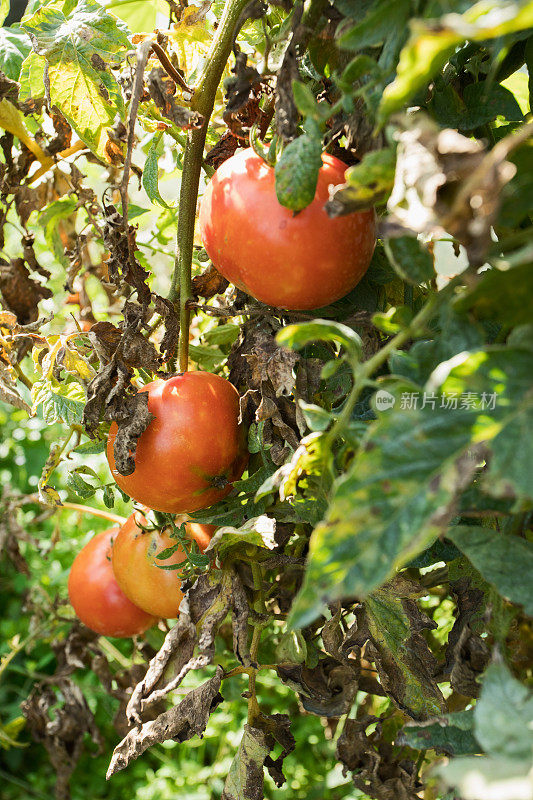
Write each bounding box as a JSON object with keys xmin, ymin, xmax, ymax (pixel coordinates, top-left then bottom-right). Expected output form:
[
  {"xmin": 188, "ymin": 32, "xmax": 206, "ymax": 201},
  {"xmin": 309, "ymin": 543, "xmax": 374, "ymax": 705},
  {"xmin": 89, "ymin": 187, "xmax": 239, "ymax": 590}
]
[
  {"xmin": 14, "ymin": 363, "xmax": 32, "ymax": 390},
  {"xmin": 170, "ymin": 0, "xmax": 250, "ymax": 372},
  {"xmin": 324, "ymin": 279, "xmax": 460, "ymax": 450},
  {"xmin": 58, "ymin": 502, "xmax": 126, "ymax": 526}
]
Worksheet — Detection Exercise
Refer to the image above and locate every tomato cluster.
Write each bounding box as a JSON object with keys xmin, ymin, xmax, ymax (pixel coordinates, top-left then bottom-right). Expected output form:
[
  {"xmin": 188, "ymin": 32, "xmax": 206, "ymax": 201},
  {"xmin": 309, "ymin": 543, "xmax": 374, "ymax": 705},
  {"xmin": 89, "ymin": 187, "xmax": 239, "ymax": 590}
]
[
  {"xmin": 69, "ymin": 148, "xmax": 375, "ymax": 636},
  {"xmin": 68, "ymin": 513, "xmax": 215, "ymax": 637}
]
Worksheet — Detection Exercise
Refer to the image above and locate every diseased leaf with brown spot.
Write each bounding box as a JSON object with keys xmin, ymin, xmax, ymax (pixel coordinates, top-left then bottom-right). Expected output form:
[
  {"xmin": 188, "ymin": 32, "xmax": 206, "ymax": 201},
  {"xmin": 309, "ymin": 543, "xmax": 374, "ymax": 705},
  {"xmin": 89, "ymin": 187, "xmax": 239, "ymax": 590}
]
[
  {"xmin": 350, "ymin": 577, "xmax": 445, "ymax": 719},
  {"xmin": 107, "ymin": 667, "xmax": 223, "ymax": 779},
  {"xmin": 228, "ymin": 319, "xmax": 303, "ymax": 465},
  {"xmin": 221, "ymin": 724, "xmax": 271, "ymax": 800}
]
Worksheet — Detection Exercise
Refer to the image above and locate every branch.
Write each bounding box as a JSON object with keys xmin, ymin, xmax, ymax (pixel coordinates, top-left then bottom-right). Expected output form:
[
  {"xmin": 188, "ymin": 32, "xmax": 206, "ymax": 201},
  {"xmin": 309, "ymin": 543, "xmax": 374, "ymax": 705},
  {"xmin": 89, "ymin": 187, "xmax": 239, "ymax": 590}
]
[{"xmin": 168, "ymin": 0, "xmax": 251, "ymax": 372}]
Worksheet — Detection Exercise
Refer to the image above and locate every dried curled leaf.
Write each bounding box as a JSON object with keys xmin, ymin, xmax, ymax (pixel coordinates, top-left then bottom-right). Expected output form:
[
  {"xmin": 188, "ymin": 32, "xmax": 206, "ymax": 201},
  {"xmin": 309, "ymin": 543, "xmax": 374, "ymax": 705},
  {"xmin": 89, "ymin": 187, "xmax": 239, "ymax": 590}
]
[
  {"xmin": 22, "ymin": 678, "xmax": 103, "ymax": 800},
  {"xmin": 147, "ymin": 67, "xmax": 203, "ymax": 129},
  {"xmin": 126, "ymin": 569, "xmax": 249, "ymax": 722},
  {"xmin": 278, "ymin": 655, "xmax": 360, "ymax": 717},
  {"xmin": 107, "ymin": 667, "xmax": 223, "ymax": 779},
  {"xmin": 386, "ymin": 114, "xmax": 527, "ymax": 266},
  {"xmin": 192, "ymin": 263, "xmax": 229, "ymax": 299},
  {"xmin": 337, "ymin": 715, "xmax": 420, "ymax": 800},
  {"xmin": 0, "ymin": 256, "xmax": 51, "ymax": 324}
]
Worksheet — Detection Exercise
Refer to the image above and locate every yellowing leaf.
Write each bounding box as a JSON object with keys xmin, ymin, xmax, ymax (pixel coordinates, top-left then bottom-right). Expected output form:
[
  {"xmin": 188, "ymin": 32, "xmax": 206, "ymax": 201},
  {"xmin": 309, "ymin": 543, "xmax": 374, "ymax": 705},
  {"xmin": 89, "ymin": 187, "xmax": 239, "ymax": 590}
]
[{"xmin": 22, "ymin": 0, "xmax": 131, "ymax": 158}]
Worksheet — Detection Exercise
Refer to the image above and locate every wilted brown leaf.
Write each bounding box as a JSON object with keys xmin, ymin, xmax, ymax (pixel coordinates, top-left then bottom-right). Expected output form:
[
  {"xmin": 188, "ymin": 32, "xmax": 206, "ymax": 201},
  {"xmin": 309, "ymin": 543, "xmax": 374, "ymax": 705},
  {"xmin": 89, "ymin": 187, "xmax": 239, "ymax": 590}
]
[
  {"xmin": 107, "ymin": 667, "xmax": 223, "ymax": 779},
  {"xmin": 0, "ymin": 257, "xmax": 52, "ymax": 324},
  {"xmin": 337, "ymin": 715, "xmax": 420, "ymax": 800},
  {"xmin": 22, "ymin": 679, "xmax": 104, "ymax": 800}
]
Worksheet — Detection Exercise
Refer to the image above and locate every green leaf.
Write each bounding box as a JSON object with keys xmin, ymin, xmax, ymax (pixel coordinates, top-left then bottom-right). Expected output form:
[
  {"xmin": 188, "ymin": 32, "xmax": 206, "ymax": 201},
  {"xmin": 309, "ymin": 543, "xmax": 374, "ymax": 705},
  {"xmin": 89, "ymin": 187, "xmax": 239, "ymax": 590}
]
[
  {"xmin": 379, "ymin": 0, "xmax": 533, "ymax": 123},
  {"xmin": 499, "ymin": 140, "xmax": 533, "ymax": 227},
  {"xmin": 188, "ymin": 343, "xmax": 227, "ymax": 369},
  {"xmin": 38, "ymin": 198, "xmax": 78, "ymax": 266},
  {"xmin": 276, "ymin": 630, "xmax": 307, "ymax": 664},
  {"xmin": 274, "ymin": 121, "xmax": 323, "ymax": 212},
  {"xmin": 102, "ymin": 484, "xmax": 115, "ymax": 508},
  {"xmin": 460, "ymin": 80, "xmax": 524, "ymax": 129},
  {"xmin": 142, "ymin": 143, "xmax": 172, "ymax": 209},
  {"xmin": 447, "ymin": 526, "xmax": 533, "ymax": 616},
  {"xmin": 474, "ymin": 662, "xmax": 533, "ymax": 761},
  {"xmin": 0, "ymin": 0, "xmax": 9, "ymax": 26},
  {"xmin": 326, "ymin": 148, "xmax": 396, "ymax": 215},
  {"xmin": 205, "ymin": 516, "xmax": 276, "ymax": 559},
  {"xmin": 32, "ymin": 376, "xmax": 86, "ymax": 425},
  {"xmin": 203, "ymin": 323, "xmax": 240, "ymax": 346},
  {"xmin": 454, "ymin": 263, "xmax": 533, "ymax": 326},
  {"xmin": 67, "ymin": 470, "xmax": 96, "ymax": 499},
  {"xmin": 298, "ymin": 401, "xmax": 334, "ymax": 432},
  {"xmin": 73, "ymin": 438, "xmax": 106, "ymax": 455},
  {"xmin": 108, "ymin": 0, "xmax": 169, "ymax": 34},
  {"xmin": 339, "ymin": 54, "xmax": 381, "ymax": 86},
  {"xmin": 340, "ymin": 0, "xmax": 410, "ymax": 51},
  {"xmin": 436, "ymin": 754, "xmax": 533, "ymax": 800},
  {"xmin": 385, "ymin": 236, "xmax": 436, "ymax": 285},
  {"xmin": 438, "ymin": 348, "xmax": 533, "ymax": 507},
  {"xmin": 292, "ymin": 80, "xmax": 320, "ymax": 120},
  {"xmin": 277, "ymin": 319, "xmax": 363, "ymax": 362},
  {"xmin": 289, "ymin": 346, "xmax": 533, "ymax": 628},
  {"xmin": 21, "ymin": 0, "xmax": 131, "ymax": 157},
  {"xmin": 0, "ymin": 27, "xmax": 32, "ymax": 81},
  {"xmin": 399, "ymin": 710, "xmax": 481, "ymax": 756}
]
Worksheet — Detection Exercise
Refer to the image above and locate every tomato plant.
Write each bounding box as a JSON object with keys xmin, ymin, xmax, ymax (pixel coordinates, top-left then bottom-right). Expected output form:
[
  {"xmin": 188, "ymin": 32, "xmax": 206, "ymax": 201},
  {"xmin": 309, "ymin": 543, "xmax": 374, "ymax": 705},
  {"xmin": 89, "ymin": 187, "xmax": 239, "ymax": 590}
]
[
  {"xmin": 107, "ymin": 372, "xmax": 248, "ymax": 513},
  {"xmin": 67, "ymin": 529, "xmax": 157, "ymax": 638},
  {"xmin": 199, "ymin": 148, "xmax": 376, "ymax": 310},
  {"xmin": 111, "ymin": 512, "xmax": 215, "ymax": 619},
  {"xmin": 1, "ymin": 0, "xmax": 532, "ymax": 798}
]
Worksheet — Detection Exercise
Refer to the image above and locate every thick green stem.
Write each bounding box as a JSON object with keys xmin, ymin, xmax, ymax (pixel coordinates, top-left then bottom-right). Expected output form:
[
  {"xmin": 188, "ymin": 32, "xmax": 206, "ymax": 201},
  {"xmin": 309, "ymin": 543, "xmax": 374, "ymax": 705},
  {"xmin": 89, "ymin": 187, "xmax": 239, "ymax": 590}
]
[
  {"xmin": 324, "ymin": 279, "xmax": 461, "ymax": 451},
  {"xmin": 170, "ymin": 0, "xmax": 250, "ymax": 372}
]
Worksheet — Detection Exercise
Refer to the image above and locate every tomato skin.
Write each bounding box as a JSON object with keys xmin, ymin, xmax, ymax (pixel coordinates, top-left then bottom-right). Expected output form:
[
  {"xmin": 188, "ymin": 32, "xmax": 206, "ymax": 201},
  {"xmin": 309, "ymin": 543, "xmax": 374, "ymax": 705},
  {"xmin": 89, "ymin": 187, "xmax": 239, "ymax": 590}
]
[
  {"xmin": 111, "ymin": 512, "xmax": 215, "ymax": 618},
  {"xmin": 67, "ymin": 529, "xmax": 156, "ymax": 638},
  {"xmin": 107, "ymin": 372, "xmax": 248, "ymax": 513},
  {"xmin": 198, "ymin": 148, "xmax": 376, "ymax": 310}
]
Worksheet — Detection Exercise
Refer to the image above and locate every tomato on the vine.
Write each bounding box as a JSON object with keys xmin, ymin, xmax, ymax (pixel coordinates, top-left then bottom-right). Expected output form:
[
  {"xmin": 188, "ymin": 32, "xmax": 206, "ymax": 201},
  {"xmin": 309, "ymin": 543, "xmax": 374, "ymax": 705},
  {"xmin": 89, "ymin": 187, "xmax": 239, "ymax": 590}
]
[
  {"xmin": 107, "ymin": 371, "xmax": 248, "ymax": 514},
  {"xmin": 198, "ymin": 147, "xmax": 376, "ymax": 310},
  {"xmin": 67, "ymin": 529, "xmax": 156, "ymax": 638},
  {"xmin": 111, "ymin": 512, "xmax": 215, "ymax": 618}
]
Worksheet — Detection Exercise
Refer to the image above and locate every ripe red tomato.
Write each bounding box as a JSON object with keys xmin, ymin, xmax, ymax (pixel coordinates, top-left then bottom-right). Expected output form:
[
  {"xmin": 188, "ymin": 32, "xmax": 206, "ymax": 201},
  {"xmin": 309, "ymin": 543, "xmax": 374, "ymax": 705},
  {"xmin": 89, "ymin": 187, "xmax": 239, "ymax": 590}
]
[
  {"xmin": 67, "ymin": 528, "xmax": 156, "ymax": 637},
  {"xmin": 107, "ymin": 371, "xmax": 248, "ymax": 513},
  {"xmin": 111, "ymin": 512, "xmax": 216, "ymax": 618},
  {"xmin": 198, "ymin": 147, "xmax": 376, "ymax": 310}
]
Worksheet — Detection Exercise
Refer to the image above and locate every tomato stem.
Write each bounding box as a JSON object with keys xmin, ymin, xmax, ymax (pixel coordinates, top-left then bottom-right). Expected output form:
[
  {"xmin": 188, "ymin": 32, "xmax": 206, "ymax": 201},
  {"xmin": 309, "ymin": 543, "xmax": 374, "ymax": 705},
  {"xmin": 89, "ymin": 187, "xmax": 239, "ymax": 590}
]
[
  {"xmin": 169, "ymin": 0, "xmax": 251, "ymax": 372},
  {"xmin": 58, "ymin": 502, "xmax": 127, "ymax": 526}
]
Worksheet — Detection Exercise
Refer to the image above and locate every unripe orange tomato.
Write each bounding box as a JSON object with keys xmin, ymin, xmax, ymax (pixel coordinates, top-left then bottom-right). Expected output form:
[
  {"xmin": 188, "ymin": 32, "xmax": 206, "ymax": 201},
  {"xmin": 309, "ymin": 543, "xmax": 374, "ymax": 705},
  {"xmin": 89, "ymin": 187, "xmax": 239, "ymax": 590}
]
[
  {"xmin": 67, "ymin": 528, "xmax": 156, "ymax": 637},
  {"xmin": 107, "ymin": 372, "xmax": 248, "ymax": 513},
  {"xmin": 111, "ymin": 512, "xmax": 215, "ymax": 618},
  {"xmin": 198, "ymin": 147, "xmax": 376, "ymax": 310}
]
